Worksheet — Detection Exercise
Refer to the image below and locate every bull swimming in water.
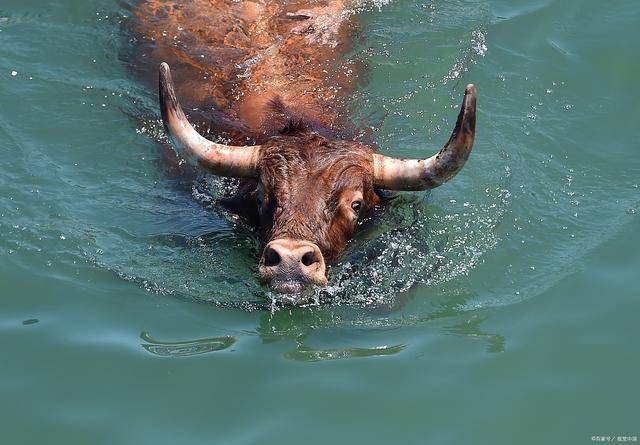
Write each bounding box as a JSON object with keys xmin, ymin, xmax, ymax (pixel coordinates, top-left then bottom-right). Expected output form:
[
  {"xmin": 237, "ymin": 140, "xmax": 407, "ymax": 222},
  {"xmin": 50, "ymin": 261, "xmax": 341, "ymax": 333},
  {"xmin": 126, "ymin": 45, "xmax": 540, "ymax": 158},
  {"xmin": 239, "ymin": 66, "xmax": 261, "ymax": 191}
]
[{"xmin": 132, "ymin": 0, "xmax": 476, "ymax": 297}]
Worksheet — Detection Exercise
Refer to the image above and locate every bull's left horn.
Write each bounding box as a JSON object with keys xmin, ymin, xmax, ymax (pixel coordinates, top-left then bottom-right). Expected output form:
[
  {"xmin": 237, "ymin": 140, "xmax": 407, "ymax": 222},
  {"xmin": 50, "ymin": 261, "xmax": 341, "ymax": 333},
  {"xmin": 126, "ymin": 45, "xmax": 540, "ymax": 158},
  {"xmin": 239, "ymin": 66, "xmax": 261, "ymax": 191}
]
[
  {"xmin": 372, "ymin": 84, "xmax": 476, "ymax": 191},
  {"xmin": 159, "ymin": 63, "xmax": 260, "ymax": 178}
]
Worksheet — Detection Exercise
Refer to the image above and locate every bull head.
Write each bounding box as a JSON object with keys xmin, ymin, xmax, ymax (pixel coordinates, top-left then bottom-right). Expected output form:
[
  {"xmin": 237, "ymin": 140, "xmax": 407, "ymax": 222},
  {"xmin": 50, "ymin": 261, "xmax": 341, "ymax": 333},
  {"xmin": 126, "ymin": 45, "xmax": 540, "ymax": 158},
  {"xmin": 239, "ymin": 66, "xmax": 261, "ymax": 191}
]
[{"xmin": 158, "ymin": 63, "xmax": 476, "ymax": 296}]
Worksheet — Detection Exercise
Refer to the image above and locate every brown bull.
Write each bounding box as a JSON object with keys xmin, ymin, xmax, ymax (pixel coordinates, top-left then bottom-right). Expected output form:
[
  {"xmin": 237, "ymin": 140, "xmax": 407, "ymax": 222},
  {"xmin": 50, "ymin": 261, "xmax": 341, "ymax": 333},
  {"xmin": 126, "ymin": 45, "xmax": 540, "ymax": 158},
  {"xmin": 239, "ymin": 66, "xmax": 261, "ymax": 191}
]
[{"xmin": 133, "ymin": 0, "xmax": 476, "ymax": 297}]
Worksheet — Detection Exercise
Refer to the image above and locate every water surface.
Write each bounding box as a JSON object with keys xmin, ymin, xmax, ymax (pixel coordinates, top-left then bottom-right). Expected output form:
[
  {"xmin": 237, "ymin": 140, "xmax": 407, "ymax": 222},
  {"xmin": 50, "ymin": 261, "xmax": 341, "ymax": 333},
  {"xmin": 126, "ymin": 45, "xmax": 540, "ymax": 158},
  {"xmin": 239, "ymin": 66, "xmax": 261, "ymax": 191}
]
[{"xmin": 1, "ymin": 0, "xmax": 638, "ymax": 443}]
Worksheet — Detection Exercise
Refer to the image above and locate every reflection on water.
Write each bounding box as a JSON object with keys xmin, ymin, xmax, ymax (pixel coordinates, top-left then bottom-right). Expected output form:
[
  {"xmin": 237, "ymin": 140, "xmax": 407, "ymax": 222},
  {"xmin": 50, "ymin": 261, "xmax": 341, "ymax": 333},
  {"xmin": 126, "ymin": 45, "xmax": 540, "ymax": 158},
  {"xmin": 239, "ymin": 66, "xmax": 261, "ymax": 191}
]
[
  {"xmin": 443, "ymin": 314, "xmax": 505, "ymax": 353},
  {"xmin": 137, "ymin": 283, "xmax": 505, "ymax": 360},
  {"xmin": 284, "ymin": 344, "xmax": 406, "ymax": 362},
  {"xmin": 140, "ymin": 331, "xmax": 235, "ymax": 357}
]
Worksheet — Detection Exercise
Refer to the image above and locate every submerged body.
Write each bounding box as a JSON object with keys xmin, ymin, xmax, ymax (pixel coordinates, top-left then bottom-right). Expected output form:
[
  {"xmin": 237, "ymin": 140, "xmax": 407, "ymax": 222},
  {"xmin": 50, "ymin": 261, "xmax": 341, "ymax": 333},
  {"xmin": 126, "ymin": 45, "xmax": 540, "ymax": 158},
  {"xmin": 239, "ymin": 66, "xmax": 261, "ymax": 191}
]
[
  {"xmin": 133, "ymin": 0, "xmax": 477, "ymax": 298},
  {"xmin": 134, "ymin": 0, "xmax": 357, "ymax": 136}
]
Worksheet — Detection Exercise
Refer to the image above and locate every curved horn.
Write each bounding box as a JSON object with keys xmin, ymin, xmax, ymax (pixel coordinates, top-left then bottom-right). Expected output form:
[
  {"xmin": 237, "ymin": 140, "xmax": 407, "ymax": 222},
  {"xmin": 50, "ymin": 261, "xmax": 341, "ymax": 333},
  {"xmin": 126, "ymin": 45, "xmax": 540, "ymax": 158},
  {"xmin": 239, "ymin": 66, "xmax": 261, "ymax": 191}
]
[
  {"xmin": 373, "ymin": 84, "xmax": 476, "ymax": 191},
  {"xmin": 158, "ymin": 63, "xmax": 260, "ymax": 177}
]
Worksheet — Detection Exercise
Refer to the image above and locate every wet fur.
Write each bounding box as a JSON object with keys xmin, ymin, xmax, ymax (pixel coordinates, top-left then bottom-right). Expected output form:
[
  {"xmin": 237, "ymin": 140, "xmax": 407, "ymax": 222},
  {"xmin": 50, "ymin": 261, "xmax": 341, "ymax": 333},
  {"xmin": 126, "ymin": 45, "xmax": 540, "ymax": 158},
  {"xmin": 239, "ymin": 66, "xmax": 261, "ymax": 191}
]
[{"xmin": 219, "ymin": 100, "xmax": 381, "ymax": 259}]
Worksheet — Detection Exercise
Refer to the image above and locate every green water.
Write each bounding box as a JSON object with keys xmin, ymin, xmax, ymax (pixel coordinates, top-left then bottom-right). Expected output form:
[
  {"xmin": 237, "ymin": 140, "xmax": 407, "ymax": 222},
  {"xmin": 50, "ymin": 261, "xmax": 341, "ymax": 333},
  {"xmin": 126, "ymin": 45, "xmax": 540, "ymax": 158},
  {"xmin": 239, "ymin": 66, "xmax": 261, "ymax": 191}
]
[{"xmin": 1, "ymin": 0, "xmax": 638, "ymax": 443}]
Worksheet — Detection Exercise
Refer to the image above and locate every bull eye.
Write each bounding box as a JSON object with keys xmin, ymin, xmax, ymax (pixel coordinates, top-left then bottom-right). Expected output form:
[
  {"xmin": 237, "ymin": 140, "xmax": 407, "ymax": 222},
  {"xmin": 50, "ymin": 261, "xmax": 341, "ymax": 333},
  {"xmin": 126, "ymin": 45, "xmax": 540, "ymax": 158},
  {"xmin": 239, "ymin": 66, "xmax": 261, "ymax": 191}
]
[{"xmin": 351, "ymin": 200, "xmax": 362, "ymax": 214}]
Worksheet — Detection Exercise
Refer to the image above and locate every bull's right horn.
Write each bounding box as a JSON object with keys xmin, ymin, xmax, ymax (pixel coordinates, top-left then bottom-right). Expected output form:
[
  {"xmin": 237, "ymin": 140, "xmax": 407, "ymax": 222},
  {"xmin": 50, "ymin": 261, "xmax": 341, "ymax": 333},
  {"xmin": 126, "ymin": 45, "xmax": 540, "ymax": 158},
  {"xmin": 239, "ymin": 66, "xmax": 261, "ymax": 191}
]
[
  {"xmin": 372, "ymin": 84, "xmax": 476, "ymax": 191},
  {"xmin": 159, "ymin": 63, "xmax": 260, "ymax": 178}
]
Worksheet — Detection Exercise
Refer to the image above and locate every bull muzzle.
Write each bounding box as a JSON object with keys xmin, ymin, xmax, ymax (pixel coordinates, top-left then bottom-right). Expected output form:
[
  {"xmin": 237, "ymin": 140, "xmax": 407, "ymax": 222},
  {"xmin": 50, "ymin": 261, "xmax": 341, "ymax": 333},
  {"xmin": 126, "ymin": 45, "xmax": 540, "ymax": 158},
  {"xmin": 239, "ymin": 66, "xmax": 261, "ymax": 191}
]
[{"xmin": 259, "ymin": 239, "xmax": 328, "ymax": 294}]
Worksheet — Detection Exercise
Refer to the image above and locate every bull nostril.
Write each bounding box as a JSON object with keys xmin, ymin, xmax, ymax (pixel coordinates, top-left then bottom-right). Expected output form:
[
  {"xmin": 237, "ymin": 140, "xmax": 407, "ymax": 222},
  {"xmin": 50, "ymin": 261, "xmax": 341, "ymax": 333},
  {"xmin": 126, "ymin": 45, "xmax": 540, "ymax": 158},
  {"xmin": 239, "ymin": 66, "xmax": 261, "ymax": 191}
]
[
  {"xmin": 263, "ymin": 247, "xmax": 281, "ymax": 267},
  {"xmin": 301, "ymin": 251, "xmax": 319, "ymax": 267}
]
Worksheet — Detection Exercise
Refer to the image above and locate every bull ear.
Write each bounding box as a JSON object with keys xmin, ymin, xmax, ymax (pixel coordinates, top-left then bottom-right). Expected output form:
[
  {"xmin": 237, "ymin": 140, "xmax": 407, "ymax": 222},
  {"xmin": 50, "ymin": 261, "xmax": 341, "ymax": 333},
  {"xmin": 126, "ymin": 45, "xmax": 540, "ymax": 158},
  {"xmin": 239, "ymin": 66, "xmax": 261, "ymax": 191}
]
[
  {"xmin": 159, "ymin": 63, "xmax": 261, "ymax": 178},
  {"xmin": 372, "ymin": 84, "xmax": 476, "ymax": 191}
]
